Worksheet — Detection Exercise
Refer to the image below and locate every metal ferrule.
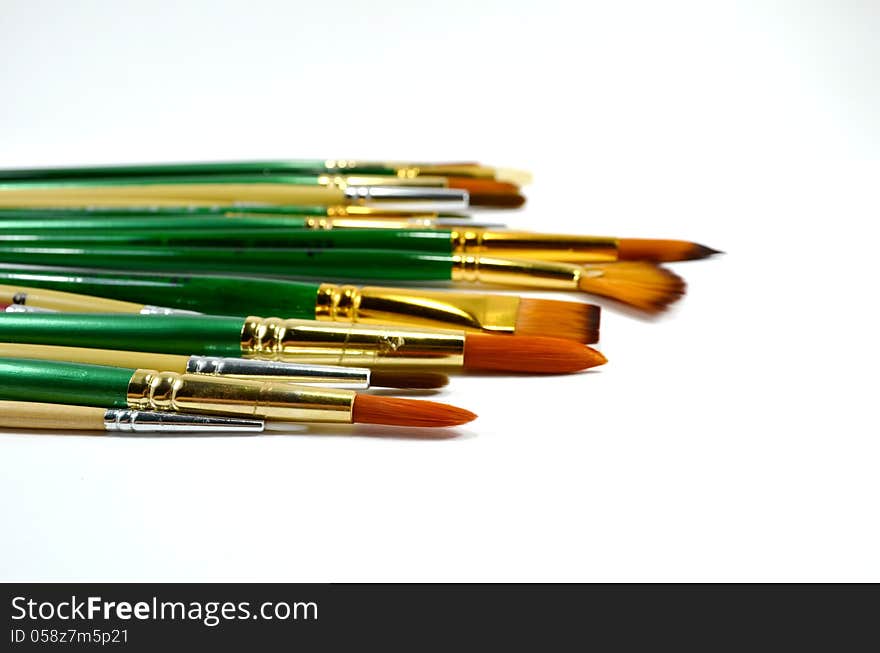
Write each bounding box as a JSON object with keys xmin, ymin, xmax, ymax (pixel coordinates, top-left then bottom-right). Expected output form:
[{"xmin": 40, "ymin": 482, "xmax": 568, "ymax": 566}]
[
  {"xmin": 324, "ymin": 206, "xmax": 439, "ymax": 219},
  {"xmin": 343, "ymin": 186, "xmax": 469, "ymax": 212},
  {"xmin": 5, "ymin": 304, "xmax": 56, "ymax": 313},
  {"xmin": 449, "ymin": 229, "xmax": 620, "ymax": 263},
  {"xmin": 318, "ymin": 174, "xmax": 448, "ymax": 189},
  {"xmin": 126, "ymin": 369, "xmax": 355, "ymax": 423},
  {"xmin": 103, "ymin": 409, "xmax": 264, "ymax": 433},
  {"xmin": 240, "ymin": 316, "xmax": 465, "ymax": 368},
  {"xmin": 139, "ymin": 305, "xmax": 202, "ymax": 315},
  {"xmin": 185, "ymin": 355, "xmax": 370, "ymax": 389},
  {"xmin": 451, "ymin": 255, "xmax": 584, "ymax": 290},
  {"xmin": 315, "ymin": 284, "xmax": 520, "ymax": 335}
]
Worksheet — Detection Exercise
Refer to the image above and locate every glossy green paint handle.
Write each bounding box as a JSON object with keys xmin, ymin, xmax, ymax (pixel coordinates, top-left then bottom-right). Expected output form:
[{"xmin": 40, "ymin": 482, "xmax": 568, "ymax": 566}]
[
  {"xmin": 0, "ymin": 267, "xmax": 322, "ymax": 317},
  {"xmin": 0, "ymin": 161, "xmax": 394, "ymax": 181},
  {"xmin": 0, "ymin": 228, "xmax": 456, "ymax": 253},
  {"xmin": 0, "ymin": 247, "xmax": 455, "ymax": 281},
  {"xmin": 0, "ymin": 174, "xmax": 324, "ymax": 190},
  {"xmin": 0, "ymin": 358, "xmax": 133, "ymax": 408},
  {"xmin": 0, "ymin": 313, "xmax": 246, "ymax": 356}
]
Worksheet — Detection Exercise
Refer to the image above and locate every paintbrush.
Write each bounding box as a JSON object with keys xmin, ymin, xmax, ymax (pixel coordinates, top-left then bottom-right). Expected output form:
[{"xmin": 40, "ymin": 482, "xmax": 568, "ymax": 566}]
[
  {"xmin": 0, "ymin": 245, "xmax": 685, "ymax": 312},
  {"xmin": 0, "ymin": 399, "xmax": 264, "ymax": 433},
  {"xmin": 0, "ymin": 313, "xmax": 607, "ymax": 374},
  {"xmin": 0, "ymin": 273, "xmax": 600, "ymax": 343},
  {"xmin": 0, "ymin": 158, "xmax": 531, "ymax": 186},
  {"xmin": 0, "ymin": 176, "xmax": 469, "ymax": 212},
  {"xmin": 0, "ymin": 342, "xmax": 447, "ymax": 390},
  {"xmin": 0, "ymin": 358, "xmax": 475, "ymax": 428},
  {"xmin": 0, "ymin": 219, "xmax": 717, "ymax": 263}
]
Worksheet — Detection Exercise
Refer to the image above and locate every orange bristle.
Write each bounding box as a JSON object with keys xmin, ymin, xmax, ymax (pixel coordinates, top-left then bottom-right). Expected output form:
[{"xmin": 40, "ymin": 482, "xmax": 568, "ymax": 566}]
[
  {"xmin": 466, "ymin": 192, "xmax": 527, "ymax": 209},
  {"xmin": 616, "ymin": 238, "xmax": 721, "ymax": 262},
  {"xmin": 352, "ymin": 394, "xmax": 476, "ymax": 428},
  {"xmin": 514, "ymin": 298, "xmax": 601, "ymax": 344},
  {"xmin": 368, "ymin": 370, "xmax": 449, "ymax": 389},
  {"xmin": 444, "ymin": 177, "xmax": 521, "ymax": 195},
  {"xmin": 462, "ymin": 333, "xmax": 607, "ymax": 373},
  {"xmin": 578, "ymin": 262, "xmax": 686, "ymax": 313}
]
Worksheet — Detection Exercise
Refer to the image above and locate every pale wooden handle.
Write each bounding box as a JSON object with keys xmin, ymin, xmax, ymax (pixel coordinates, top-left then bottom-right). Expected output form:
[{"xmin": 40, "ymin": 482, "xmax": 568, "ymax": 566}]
[
  {"xmin": 0, "ymin": 184, "xmax": 344, "ymax": 205},
  {"xmin": 0, "ymin": 343, "xmax": 188, "ymax": 372},
  {"xmin": 0, "ymin": 284, "xmax": 145, "ymax": 313},
  {"xmin": 0, "ymin": 400, "xmax": 105, "ymax": 431}
]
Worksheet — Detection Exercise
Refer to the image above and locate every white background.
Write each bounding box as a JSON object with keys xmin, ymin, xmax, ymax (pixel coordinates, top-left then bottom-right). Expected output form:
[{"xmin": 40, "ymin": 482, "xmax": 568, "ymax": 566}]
[{"xmin": 1, "ymin": 0, "xmax": 878, "ymax": 581}]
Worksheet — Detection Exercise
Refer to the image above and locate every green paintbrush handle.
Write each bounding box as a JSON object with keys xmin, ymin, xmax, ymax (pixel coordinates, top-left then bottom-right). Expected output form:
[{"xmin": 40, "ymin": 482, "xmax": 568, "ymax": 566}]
[
  {"xmin": 0, "ymin": 313, "xmax": 245, "ymax": 356},
  {"xmin": 0, "ymin": 246, "xmax": 454, "ymax": 281},
  {"xmin": 0, "ymin": 161, "xmax": 395, "ymax": 181},
  {"xmin": 0, "ymin": 357, "xmax": 133, "ymax": 407},
  {"xmin": 0, "ymin": 266, "xmax": 322, "ymax": 317},
  {"xmin": 0, "ymin": 227, "xmax": 455, "ymax": 252}
]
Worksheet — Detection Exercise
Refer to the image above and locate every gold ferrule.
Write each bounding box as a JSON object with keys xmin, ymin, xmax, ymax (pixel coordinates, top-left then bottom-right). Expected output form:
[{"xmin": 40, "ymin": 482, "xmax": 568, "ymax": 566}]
[
  {"xmin": 303, "ymin": 216, "xmax": 440, "ymax": 230},
  {"xmin": 451, "ymin": 255, "xmax": 584, "ymax": 290},
  {"xmin": 317, "ymin": 175, "xmax": 449, "ymax": 189},
  {"xmin": 315, "ymin": 284, "xmax": 521, "ymax": 335},
  {"xmin": 449, "ymin": 229, "xmax": 620, "ymax": 263},
  {"xmin": 126, "ymin": 369, "xmax": 354, "ymax": 423},
  {"xmin": 240, "ymin": 316, "xmax": 465, "ymax": 368},
  {"xmin": 325, "ymin": 205, "xmax": 439, "ymax": 219}
]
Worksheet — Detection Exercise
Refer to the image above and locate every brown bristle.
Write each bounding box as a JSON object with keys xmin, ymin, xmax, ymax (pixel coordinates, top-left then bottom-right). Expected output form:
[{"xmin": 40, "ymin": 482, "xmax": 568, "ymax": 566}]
[
  {"xmin": 616, "ymin": 238, "xmax": 722, "ymax": 262},
  {"xmin": 467, "ymin": 192, "xmax": 527, "ymax": 209},
  {"xmin": 444, "ymin": 177, "xmax": 521, "ymax": 195},
  {"xmin": 462, "ymin": 332, "xmax": 607, "ymax": 373},
  {"xmin": 515, "ymin": 298, "xmax": 601, "ymax": 344},
  {"xmin": 578, "ymin": 262, "xmax": 686, "ymax": 313},
  {"xmin": 368, "ymin": 370, "xmax": 449, "ymax": 389},
  {"xmin": 352, "ymin": 394, "xmax": 476, "ymax": 428}
]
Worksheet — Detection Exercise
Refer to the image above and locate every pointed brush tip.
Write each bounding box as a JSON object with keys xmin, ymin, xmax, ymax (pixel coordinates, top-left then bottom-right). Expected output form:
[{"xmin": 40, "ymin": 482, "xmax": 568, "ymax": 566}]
[{"xmin": 689, "ymin": 243, "xmax": 724, "ymax": 260}]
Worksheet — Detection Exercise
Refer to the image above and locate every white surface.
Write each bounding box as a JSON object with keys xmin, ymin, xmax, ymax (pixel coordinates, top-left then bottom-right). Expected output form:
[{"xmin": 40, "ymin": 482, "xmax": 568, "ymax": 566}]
[{"xmin": 1, "ymin": 0, "xmax": 879, "ymax": 582}]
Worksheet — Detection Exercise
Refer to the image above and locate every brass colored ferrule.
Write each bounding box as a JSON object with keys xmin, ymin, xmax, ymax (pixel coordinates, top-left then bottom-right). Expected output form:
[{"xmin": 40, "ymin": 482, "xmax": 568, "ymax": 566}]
[
  {"xmin": 317, "ymin": 175, "xmax": 448, "ymax": 189},
  {"xmin": 126, "ymin": 369, "xmax": 354, "ymax": 423},
  {"xmin": 324, "ymin": 205, "xmax": 439, "ymax": 219},
  {"xmin": 449, "ymin": 229, "xmax": 620, "ymax": 263},
  {"xmin": 240, "ymin": 316, "xmax": 465, "ymax": 368},
  {"xmin": 451, "ymin": 255, "xmax": 585, "ymax": 290},
  {"xmin": 315, "ymin": 284, "xmax": 521, "ymax": 335}
]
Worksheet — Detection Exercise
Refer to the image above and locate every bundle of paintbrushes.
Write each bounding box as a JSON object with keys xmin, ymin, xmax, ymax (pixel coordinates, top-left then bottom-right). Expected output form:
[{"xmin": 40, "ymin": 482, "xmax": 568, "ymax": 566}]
[{"xmin": 0, "ymin": 158, "xmax": 720, "ymax": 436}]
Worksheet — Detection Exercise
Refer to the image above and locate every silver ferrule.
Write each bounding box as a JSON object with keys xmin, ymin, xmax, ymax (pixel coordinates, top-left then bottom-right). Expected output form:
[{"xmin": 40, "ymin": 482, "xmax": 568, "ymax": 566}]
[
  {"xmin": 344, "ymin": 185, "xmax": 469, "ymax": 212},
  {"xmin": 4, "ymin": 304, "xmax": 56, "ymax": 313},
  {"xmin": 185, "ymin": 355, "xmax": 371, "ymax": 389},
  {"xmin": 102, "ymin": 409, "xmax": 265, "ymax": 433},
  {"xmin": 139, "ymin": 304, "xmax": 202, "ymax": 315}
]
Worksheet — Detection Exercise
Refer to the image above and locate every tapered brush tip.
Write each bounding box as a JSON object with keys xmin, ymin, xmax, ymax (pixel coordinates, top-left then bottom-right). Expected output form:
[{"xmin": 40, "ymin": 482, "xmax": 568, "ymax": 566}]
[
  {"xmin": 463, "ymin": 332, "xmax": 607, "ymax": 373},
  {"xmin": 368, "ymin": 370, "xmax": 449, "ymax": 389},
  {"xmin": 352, "ymin": 394, "xmax": 476, "ymax": 428},
  {"xmin": 468, "ymin": 192, "xmax": 527, "ymax": 209},
  {"xmin": 515, "ymin": 298, "xmax": 601, "ymax": 344},
  {"xmin": 616, "ymin": 238, "xmax": 721, "ymax": 262}
]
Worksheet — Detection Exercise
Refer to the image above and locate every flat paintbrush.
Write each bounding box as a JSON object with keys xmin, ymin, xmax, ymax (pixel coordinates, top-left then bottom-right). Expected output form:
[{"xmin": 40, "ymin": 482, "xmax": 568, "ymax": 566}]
[
  {"xmin": 0, "ymin": 399, "xmax": 264, "ymax": 433},
  {"xmin": 0, "ymin": 272, "xmax": 600, "ymax": 343},
  {"xmin": 0, "ymin": 342, "xmax": 447, "ymax": 390},
  {"xmin": 0, "ymin": 358, "xmax": 476, "ymax": 428},
  {"xmin": 0, "ymin": 313, "xmax": 607, "ymax": 374},
  {"xmin": 0, "ymin": 245, "xmax": 685, "ymax": 312}
]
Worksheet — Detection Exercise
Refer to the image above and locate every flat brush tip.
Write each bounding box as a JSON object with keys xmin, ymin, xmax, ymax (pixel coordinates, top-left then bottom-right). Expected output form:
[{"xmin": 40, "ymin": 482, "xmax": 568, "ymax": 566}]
[
  {"xmin": 352, "ymin": 394, "xmax": 476, "ymax": 428},
  {"xmin": 463, "ymin": 332, "xmax": 607, "ymax": 374},
  {"xmin": 515, "ymin": 298, "xmax": 601, "ymax": 344}
]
